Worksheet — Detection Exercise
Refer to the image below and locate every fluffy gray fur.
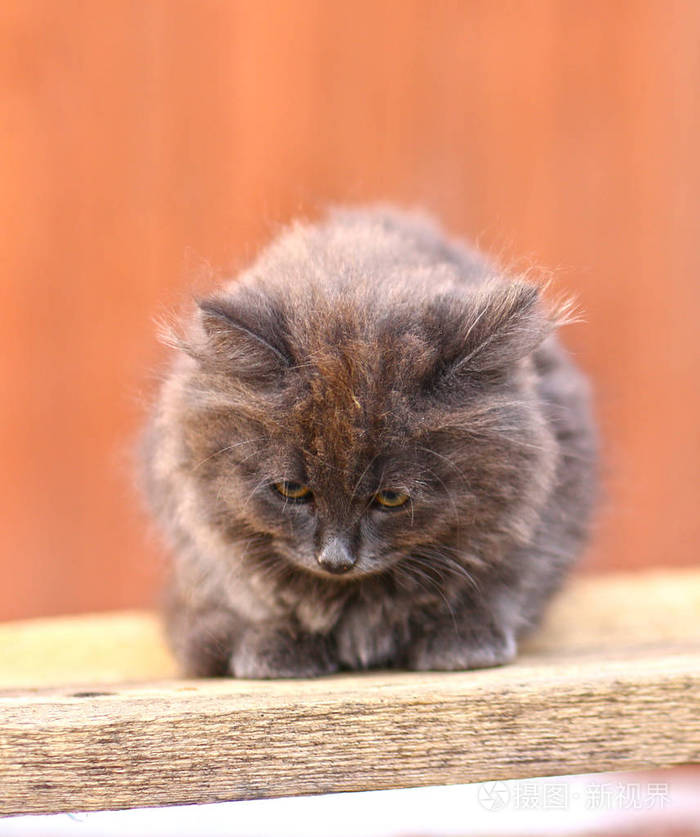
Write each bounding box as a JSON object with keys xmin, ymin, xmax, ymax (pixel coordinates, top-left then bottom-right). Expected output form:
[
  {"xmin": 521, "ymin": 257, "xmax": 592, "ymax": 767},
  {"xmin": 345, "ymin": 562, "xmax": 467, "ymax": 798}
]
[{"xmin": 140, "ymin": 207, "xmax": 597, "ymax": 678}]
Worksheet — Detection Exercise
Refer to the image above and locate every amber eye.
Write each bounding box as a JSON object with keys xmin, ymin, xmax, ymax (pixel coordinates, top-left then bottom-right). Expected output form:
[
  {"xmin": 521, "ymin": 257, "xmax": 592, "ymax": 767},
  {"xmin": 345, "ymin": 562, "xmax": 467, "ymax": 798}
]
[
  {"xmin": 273, "ymin": 481, "xmax": 312, "ymax": 502},
  {"xmin": 374, "ymin": 489, "xmax": 409, "ymax": 509}
]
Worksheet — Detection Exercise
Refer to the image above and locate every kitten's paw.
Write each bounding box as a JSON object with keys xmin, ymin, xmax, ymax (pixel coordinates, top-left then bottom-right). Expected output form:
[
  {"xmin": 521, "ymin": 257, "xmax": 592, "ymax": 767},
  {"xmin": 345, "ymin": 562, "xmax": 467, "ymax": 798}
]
[
  {"xmin": 407, "ymin": 627, "xmax": 516, "ymax": 671},
  {"xmin": 230, "ymin": 627, "xmax": 339, "ymax": 679}
]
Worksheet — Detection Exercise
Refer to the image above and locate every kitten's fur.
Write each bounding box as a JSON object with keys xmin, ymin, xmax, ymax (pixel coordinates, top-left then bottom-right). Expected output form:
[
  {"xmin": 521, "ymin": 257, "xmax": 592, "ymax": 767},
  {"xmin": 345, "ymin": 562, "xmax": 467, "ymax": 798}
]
[{"xmin": 141, "ymin": 207, "xmax": 597, "ymax": 678}]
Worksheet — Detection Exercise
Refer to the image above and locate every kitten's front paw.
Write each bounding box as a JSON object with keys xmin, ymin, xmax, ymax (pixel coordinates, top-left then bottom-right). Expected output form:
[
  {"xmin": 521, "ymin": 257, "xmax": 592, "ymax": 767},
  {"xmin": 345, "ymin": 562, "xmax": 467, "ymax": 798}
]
[
  {"xmin": 230, "ymin": 627, "xmax": 339, "ymax": 678},
  {"xmin": 407, "ymin": 626, "xmax": 516, "ymax": 672}
]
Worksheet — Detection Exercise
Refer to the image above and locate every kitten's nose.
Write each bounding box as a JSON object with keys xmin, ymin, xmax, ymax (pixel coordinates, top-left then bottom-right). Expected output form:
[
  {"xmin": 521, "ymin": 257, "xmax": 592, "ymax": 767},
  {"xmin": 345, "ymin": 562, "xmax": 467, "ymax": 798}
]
[{"xmin": 317, "ymin": 536, "xmax": 356, "ymax": 575}]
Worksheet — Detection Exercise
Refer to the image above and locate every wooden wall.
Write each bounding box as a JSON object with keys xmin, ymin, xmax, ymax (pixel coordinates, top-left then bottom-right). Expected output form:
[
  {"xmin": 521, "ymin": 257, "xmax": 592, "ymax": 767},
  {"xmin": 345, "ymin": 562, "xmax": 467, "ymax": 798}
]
[{"xmin": 1, "ymin": 0, "xmax": 698, "ymax": 620}]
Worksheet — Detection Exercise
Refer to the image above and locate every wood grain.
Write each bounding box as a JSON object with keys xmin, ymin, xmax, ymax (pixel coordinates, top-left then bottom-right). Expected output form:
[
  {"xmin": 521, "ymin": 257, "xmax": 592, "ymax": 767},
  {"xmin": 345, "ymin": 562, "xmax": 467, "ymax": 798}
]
[{"xmin": 1, "ymin": 570, "xmax": 698, "ymax": 815}]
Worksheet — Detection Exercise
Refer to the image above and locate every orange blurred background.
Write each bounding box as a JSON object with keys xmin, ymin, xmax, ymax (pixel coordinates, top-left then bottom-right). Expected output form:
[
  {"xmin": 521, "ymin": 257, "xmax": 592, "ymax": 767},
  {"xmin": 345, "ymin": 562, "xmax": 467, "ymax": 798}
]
[{"xmin": 1, "ymin": 0, "xmax": 698, "ymax": 621}]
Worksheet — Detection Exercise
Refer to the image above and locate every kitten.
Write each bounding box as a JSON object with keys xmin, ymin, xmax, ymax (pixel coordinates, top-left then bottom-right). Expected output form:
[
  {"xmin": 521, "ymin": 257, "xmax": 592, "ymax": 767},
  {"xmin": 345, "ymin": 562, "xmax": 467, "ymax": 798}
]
[{"xmin": 140, "ymin": 207, "xmax": 597, "ymax": 678}]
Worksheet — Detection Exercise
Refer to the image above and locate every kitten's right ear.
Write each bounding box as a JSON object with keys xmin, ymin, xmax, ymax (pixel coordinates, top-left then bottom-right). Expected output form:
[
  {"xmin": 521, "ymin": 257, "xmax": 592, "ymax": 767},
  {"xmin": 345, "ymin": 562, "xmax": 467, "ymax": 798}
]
[{"xmin": 190, "ymin": 293, "xmax": 293, "ymax": 382}]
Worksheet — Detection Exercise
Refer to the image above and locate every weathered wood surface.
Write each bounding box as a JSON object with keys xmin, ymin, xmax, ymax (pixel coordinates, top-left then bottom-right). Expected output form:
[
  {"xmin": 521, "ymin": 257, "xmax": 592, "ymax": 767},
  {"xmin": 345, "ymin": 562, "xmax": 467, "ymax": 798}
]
[{"xmin": 1, "ymin": 570, "xmax": 699, "ymax": 816}]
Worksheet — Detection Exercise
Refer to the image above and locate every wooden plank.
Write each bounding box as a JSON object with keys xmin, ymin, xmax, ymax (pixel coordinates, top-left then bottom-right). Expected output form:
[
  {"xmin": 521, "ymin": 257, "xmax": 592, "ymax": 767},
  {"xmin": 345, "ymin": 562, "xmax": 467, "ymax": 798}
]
[
  {"xmin": 1, "ymin": 570, "xmax": 699, "ymax": 816},
  {"xmin": 0, "ymin": 611, "xmax": 176, "ymax": 691}
]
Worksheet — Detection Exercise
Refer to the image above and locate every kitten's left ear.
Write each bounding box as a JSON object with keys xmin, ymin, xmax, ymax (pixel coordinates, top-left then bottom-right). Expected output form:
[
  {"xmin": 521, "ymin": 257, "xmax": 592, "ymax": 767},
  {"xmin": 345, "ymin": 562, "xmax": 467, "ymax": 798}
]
[{"xmin": 438, "ymin": 280, "xmax": 570, "ymax": 380}]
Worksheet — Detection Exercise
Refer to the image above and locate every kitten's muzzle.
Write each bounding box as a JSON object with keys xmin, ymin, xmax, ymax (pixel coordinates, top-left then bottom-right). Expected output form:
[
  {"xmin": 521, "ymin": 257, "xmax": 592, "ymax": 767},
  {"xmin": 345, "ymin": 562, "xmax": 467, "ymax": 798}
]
[{"xmin": 317, "ymin": 536, "xmax": 356, "ymax": 575}]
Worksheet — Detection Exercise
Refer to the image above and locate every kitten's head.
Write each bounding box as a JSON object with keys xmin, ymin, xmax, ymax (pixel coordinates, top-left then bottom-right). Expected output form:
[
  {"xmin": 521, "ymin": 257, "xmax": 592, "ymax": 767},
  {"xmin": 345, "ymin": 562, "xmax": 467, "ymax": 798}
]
[{"xmin": 169, "ymin": 245, "xmax": 566, "ymax": 583}]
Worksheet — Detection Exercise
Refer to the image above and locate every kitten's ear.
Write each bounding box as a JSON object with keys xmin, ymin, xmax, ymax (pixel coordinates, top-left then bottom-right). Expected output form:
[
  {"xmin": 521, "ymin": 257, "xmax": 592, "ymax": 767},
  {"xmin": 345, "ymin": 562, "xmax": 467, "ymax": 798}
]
[
  {"xmin": 193, "ymin": 293, "xmax": 293, "ymax": 382},
  {"xmin": 435, "ymin": 281, "xmax": 566, "ymax": 382}
]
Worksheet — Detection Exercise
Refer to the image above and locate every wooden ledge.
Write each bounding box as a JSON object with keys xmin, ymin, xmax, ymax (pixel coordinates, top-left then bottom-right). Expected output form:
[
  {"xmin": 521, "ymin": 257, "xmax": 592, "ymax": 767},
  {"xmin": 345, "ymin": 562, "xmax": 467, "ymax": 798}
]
[{"xmin": 1, "ymin": 569, "xmax": 699, "ymax": 816}]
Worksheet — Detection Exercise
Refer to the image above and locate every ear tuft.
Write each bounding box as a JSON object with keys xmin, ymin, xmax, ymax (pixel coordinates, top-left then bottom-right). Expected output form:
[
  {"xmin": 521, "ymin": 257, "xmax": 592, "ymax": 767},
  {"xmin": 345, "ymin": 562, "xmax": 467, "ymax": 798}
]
[
  {"xmin": 193, "ymin": 292, "xmax": 293, "ymax": 382},
  {"xmin": 439, "ymin": 280, "xmax": 567, "ymax": 383}
]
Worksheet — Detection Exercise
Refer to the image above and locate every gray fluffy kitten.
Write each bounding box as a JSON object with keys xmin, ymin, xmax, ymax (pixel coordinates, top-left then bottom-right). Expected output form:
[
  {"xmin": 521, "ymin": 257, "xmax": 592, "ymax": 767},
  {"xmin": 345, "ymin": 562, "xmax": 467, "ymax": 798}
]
[{"xmin": 141, "ymin": 207, "xmax": 597, "ymax": 678}]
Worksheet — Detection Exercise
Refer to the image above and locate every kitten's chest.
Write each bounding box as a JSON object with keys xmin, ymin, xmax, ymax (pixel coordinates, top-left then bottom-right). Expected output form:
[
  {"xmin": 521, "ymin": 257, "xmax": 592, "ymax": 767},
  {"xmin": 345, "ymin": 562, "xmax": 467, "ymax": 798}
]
[
  {"xmin": 270, "ymin": 575, "xmax": 442, "ymax": 669},
  {"xmin": 333, "ymin": 595, "xmax": 407, "ymax": 668},
  {"xmin": 279, "ymin": 580, "xmax": 409, "ymax": 642}
]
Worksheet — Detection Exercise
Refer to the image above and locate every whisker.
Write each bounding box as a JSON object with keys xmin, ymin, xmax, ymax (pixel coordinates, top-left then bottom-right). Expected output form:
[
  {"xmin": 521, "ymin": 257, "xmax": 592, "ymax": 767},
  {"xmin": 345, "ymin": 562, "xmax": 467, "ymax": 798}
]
[
  {"xmin": 402, "ymin": 542, "xmax": 484, "ymax": 596},
  {"xmin": 192, "ymin": 438, "xmax": 262, "ymax": 471},
  {"xmin": 400, "ymin": 557, "xmax": 459, "ymax": 633},
  {"xmin": 417, "ymin": 445, "xmax": 470, "ymax": 486},
  {"xmin": 412, "ymin": 549, "xmax": 483, "ymax": 596},
  {"xmin": 419, "ymin": 463, "xmax": 462, "ymax": 522},
  {"xmin": 240, "ymin": 475, "xmax": 274, "ymax": 513}
]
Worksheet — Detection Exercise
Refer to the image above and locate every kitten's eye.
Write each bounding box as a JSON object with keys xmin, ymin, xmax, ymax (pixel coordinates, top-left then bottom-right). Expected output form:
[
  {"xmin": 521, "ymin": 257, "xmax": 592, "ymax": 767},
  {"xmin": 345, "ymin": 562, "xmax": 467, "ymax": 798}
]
[
  {"xmin": 273, "ymin": 481, "xmax": 312, "ymax": 502},
  {"xmin": 374, "ymin": 489, "xmax": 409, "ymax": 509}
]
